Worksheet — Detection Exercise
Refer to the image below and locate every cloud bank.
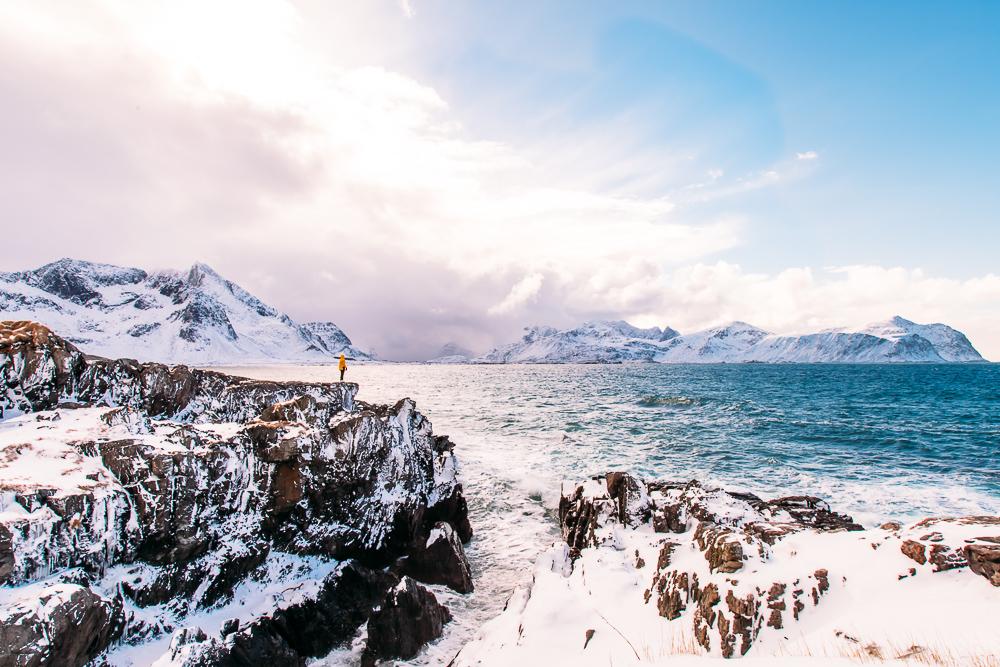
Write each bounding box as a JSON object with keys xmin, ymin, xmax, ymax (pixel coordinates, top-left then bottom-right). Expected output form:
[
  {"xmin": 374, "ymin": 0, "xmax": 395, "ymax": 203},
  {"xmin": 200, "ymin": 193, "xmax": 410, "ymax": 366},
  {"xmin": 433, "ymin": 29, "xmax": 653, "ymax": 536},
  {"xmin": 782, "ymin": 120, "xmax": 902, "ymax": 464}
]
[{"xmin": 1, "ymin": 1, "xmax": 997, "ymax": 360}]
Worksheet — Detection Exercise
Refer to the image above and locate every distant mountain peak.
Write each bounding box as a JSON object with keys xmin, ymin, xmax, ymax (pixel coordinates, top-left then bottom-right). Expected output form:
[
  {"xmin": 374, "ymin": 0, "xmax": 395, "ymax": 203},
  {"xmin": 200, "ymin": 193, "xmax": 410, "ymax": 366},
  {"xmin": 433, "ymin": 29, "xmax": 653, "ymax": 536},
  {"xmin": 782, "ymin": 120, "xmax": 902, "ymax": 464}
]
[
  {"xmin": 888, "ymin": 315, "xmax": 915, "ymax": 327},
  {"xmin": 0, "ymin": 258, "xmax": 373, "ymax": 364},
  {"xmin": 477, "ymin": 316, "xmax": 983, "ymax": 364}
]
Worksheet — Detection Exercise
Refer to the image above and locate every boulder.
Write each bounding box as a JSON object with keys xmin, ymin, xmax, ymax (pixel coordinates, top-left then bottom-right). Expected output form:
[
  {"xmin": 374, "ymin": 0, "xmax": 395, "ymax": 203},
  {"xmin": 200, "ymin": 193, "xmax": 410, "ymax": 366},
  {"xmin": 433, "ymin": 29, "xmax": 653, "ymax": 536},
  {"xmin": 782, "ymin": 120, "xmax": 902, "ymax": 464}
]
[
  {"xmin": 965, "ymin": 544, "xmax": 1000, "ymax": 586},
  {"xmin": 0, "ymin": 583, "xmax": 125, "ymax": 667},
  {"xmin": 362, "ymin": 577, "xmax": 451, "ymax": 665},
  {"xmin": 401, "ymin": 521, "xmax": 474, "ymax": 593}
]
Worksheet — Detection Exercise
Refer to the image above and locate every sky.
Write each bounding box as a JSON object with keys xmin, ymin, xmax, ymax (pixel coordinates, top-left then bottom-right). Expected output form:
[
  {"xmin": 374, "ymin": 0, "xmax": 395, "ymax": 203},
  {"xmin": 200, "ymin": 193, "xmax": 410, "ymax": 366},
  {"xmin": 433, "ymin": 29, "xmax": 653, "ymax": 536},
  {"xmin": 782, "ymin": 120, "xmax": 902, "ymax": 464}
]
[{"xmin": 1, "ymin": 0, "xmax": 999, "ymax": 360}]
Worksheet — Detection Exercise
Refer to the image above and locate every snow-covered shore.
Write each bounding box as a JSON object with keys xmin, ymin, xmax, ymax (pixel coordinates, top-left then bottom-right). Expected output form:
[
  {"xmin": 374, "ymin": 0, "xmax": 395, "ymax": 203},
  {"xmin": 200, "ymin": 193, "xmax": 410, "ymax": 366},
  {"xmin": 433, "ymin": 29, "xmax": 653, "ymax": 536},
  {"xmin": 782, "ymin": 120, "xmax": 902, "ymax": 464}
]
[{"xmin": 454, "ymin": 474, "xmax": 1000, "ymax": 666}]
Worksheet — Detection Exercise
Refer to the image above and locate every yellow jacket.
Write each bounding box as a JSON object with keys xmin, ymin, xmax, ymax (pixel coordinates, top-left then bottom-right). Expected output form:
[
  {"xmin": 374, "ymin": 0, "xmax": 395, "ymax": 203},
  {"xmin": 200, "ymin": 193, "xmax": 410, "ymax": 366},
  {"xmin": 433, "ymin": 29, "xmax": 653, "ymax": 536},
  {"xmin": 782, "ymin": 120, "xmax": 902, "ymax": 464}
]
[{"xmin": 338, "ymin": 355, "xmax": 347, "ymax": 371}]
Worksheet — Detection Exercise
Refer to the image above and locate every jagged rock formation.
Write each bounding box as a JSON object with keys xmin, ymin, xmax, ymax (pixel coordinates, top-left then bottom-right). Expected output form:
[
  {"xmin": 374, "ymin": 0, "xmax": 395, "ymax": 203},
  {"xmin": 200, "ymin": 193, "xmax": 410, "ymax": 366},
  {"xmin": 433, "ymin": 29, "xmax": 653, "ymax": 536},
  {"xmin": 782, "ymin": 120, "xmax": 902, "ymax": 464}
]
[
  {"xmin": 476, "ymin": 317, "xmax": 985, "ymax": 363},
  {"xmin": 453, "ymin": 473, "xmax": 1000, "ymax": 665},
  {"xmin": 0, "ymin": 259, "xmax": 373, "ymax": 364},
  {"xmin": 0, "ymin": 321, "xmax": 470, "ymax": 666}
]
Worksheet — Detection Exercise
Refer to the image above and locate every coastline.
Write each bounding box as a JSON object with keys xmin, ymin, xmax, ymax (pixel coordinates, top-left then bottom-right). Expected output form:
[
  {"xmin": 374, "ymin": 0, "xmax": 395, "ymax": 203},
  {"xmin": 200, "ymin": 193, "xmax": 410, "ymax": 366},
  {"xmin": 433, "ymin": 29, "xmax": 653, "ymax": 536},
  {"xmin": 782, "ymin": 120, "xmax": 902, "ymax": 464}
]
[{"xmin": 2, "ymin": 324, "xmax": 998, "ymax": 666}]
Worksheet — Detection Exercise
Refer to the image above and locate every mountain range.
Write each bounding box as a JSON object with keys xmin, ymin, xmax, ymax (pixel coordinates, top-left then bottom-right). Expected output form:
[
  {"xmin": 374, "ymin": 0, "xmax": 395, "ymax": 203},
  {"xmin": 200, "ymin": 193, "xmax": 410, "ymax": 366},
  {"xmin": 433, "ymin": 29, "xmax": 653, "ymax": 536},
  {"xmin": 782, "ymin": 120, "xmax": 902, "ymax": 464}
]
[
  {"xmin": 475, "ymin": 317, "xmax": 984, "ymax": 364},
  {"xmin": 2, "ymin": 259, "xmax": 985, "ymax": 365},
  {"xmin": 0, "ymin": 258, "xmax": 373, "ymax": 364}
]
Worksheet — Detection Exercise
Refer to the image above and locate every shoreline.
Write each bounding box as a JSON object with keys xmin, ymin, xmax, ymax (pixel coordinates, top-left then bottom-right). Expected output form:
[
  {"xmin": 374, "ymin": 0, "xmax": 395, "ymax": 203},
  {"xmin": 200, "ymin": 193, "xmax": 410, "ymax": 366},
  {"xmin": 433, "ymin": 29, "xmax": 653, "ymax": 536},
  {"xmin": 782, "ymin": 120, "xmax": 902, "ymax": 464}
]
[
  {"xmin": 453, "ymin": 474, "xmax": 1000, "ymax": 666},
  {"xmin": 2, "ymin": 324, "xmax": 998, "ymax": 665}
]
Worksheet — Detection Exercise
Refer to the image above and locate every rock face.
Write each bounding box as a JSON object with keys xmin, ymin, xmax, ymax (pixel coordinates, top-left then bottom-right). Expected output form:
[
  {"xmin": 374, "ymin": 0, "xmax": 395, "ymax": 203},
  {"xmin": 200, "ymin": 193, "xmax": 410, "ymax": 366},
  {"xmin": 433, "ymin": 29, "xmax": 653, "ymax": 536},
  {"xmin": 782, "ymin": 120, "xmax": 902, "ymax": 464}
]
[
  {"xmin": 453, "ymin": 473, "xmax": 1000, "ymax": 666},
  {"xmin": 401, "ymin": 522, "xmax": 475, "ymax": 593},
  {"xmin": 0, "ymin": 582, "xmax": 125, "ymax": 667},
  {"xmin": 475, "ymin": 316, "xmax": 985, "ymax": 363},
  {"xmin": 0, "ymin": 321, "xmax": 470, "ymax": 665},
  {"xmin": 0, "ymin": 259, "xmax": 374, "ymax": 364},
  {"xmin": 559, "ymin": 475, "xmax": 863, "ymax": 658},
  {"xmin": 362, "ymin": 577, "xmax": 452, "ymax": 666}
]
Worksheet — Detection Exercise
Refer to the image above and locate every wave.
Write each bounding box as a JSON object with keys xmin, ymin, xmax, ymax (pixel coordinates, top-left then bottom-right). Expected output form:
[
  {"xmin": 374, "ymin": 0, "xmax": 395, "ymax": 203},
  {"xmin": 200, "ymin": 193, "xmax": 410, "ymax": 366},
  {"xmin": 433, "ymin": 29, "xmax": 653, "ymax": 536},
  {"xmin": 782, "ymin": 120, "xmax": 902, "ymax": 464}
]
[{"xmin": 636, "ymin": 395, "xmax": 704, "ymax": 407}]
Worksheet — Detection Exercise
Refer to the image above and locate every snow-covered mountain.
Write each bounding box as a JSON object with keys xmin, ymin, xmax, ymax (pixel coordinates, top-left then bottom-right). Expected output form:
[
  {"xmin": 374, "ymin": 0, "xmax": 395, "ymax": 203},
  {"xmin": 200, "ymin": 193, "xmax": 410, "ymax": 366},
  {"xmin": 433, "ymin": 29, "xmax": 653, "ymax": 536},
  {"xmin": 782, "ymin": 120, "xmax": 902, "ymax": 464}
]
[
  {"xmin": 0, "ymin": 258, "xmax": 373, "ymax": 364},
  {"xmin": 851, "ymin": 316, "xmax": 984, "ymax": 362},
  {"xmin": 426, "ymin": 342, "xmax": 475, "ymax": 364},
  {"xmin": 478, "ymin": 320, "xmax": 680, "ymax": 363},
  {"xmin": 477, "ymin": 317, "xmax": 985, "ymax": 364}
]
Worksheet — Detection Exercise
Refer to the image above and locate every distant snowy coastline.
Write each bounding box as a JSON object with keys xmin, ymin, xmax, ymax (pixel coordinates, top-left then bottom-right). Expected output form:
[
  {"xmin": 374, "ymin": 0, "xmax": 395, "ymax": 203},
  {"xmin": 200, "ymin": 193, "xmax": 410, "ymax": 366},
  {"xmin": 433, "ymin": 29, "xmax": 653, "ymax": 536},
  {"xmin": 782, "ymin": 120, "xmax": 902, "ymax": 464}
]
[{"xmin": 473, "ymin": 317, "xmax": 985, "ymax": 364}]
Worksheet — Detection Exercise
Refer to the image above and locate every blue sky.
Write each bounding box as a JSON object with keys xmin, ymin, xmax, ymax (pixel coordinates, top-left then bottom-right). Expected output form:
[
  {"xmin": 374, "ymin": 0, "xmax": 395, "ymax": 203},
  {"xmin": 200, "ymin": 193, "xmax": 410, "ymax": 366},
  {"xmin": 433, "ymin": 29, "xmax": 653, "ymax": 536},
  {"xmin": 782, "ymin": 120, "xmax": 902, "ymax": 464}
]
[
  {"xmin": 398, "ymin": 1, "xmax": 1000, "ymax": 275},
  {"xmin": 1, "ymin": 0, "xmax": 998, "ymax": 358}
]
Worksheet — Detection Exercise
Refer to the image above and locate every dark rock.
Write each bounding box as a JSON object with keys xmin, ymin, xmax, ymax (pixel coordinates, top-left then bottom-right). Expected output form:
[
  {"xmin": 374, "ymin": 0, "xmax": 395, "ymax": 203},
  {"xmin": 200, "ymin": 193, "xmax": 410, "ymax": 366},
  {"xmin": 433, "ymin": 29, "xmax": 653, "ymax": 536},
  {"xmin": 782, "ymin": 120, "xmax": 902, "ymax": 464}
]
[
  {"xmin": 559, "ymin": 483, "xmax": 601, "ymax": 552},
  {"xmin": 221, "ymin": 619, "xmax": 240, "ymax": 638},
  {"xmin": 217, "ymin": 624, "xmax": 304, "ymax": 667},
  {"xmin": 401, "ymin": 522, "xmax": 474, "ymax": 593},
  {"xmin": 652, "ymin": 501, "xmax": 687, "ymax": 533},
  {"xmin": 695, "ymin": 524, "xmax": 744, "ymax": 573},
  {"xmin": 0, "ymin": 584, "xmax": 125, "ymax": 667},
  {"xmin": 0, "ymin": 524, "xmax": 13, "ymax": 583},
  {"xmin": 766, "ymin": 496, "xmax": 863, "ymax": 532},
  {"xmin": 424, "ymin": 484, "xmax": 473, "ymax": 543},
  {"xmin": 266, "ymin": 561, "xmax": 395, "ymax": 657},
  {"xmin": 605, "ymin": 472, "xmax": 652, "ymax": 525},
  {"xmin": 965, "ymin": 544, "xmax": 1000, "ymax": 586},
  {"xmin": 928, "ymin": 544, "xmax": 967, "ymax": 572},
  {"xmin": 362, "ymin": 577, "xmax": 451, "ymax": 665},
  {"xmin": 901, "ymin": 539, "xmax": 927, "ymax": 565}
]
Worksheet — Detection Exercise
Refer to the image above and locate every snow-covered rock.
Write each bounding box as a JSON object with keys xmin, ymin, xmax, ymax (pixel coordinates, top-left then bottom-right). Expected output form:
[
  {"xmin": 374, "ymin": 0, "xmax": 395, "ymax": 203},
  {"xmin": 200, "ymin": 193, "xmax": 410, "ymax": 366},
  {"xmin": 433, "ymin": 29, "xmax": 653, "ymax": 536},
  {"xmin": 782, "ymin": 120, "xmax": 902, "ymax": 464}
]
[
  {"xmin": 477, "ymin": 317, "xmax": 985, "ymax": 363},
  {"xmin": 0, "ymin": 321, "xmax": 470, "ymax": 666},
  {"xmin": 0, "ymin": 259, "xmax": 373, "ymax": 364},
  {"xmin": 453, "ymin": 473, "xmax": 1000, "ymax": 666}
]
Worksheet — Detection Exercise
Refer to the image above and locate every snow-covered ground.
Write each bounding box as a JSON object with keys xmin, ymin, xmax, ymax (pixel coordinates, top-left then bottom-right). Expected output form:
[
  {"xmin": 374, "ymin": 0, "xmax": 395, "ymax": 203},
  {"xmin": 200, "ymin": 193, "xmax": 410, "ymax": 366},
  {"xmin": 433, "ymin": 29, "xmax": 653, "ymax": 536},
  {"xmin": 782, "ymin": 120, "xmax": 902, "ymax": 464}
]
[{"xmin": 454, "ymin": 476, "xmax": 1000, "ymax": 666}]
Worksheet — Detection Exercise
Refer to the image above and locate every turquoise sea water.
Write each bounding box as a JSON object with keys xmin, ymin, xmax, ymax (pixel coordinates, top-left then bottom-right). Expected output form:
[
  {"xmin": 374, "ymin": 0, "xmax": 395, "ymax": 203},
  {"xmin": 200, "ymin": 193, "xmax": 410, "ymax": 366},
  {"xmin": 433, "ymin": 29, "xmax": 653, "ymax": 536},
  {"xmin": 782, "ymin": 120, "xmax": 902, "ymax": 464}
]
[{"xmin": 217, "ymin": 362, "xmax": 1000, "ymax": 663}]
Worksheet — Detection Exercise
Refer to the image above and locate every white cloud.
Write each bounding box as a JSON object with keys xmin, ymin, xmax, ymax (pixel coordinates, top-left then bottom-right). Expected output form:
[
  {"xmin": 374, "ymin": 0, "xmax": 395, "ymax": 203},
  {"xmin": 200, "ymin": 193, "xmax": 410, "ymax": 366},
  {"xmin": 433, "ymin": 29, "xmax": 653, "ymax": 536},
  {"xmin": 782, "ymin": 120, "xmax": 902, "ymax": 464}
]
[
  {"xmin": 0, "ymin": 2, "xmax": 993, "ymax": 361},
  {"xmin": 796, "ymin": 150, "xmax": 818, "ymax": 160},
  {"xmin": 488, "ymin": 273, "xmax": 545, "ymax": 315},
  {"xmin": 399, "ymin": 0, "xmax": 415, "ymax": 18}
]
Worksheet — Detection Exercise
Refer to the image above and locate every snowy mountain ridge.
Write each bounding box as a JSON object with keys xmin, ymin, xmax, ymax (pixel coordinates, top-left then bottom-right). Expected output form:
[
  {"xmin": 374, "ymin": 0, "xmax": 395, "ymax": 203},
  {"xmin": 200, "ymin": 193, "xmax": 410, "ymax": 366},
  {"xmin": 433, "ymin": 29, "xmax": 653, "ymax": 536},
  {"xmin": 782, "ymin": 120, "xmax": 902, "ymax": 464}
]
[
  {"xmin": 477, "ymin": 316, "xmax": 985, "ymax": 363},
  {"xmin": 0, "ymin": 258, "xmax": 373, "ymax": 364}
]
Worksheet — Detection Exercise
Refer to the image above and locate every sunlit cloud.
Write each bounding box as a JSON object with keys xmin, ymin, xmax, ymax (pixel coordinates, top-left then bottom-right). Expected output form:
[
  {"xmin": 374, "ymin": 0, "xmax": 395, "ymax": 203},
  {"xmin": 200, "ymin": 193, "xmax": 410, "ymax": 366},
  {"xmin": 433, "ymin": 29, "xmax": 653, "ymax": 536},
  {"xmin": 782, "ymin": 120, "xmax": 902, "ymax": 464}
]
[{"xmin": 0, "ymin": 1, "xmax": 995, "ymax": 360}]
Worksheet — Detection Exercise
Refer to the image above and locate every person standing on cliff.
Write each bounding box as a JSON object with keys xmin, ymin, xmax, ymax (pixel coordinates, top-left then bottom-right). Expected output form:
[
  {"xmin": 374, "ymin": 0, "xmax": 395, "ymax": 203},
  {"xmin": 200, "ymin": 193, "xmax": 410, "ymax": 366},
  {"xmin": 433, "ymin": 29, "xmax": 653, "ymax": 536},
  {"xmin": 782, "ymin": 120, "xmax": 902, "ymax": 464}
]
[{"xmin": 338, "ymin": 353, "xmax": 347, "ymax": 381}]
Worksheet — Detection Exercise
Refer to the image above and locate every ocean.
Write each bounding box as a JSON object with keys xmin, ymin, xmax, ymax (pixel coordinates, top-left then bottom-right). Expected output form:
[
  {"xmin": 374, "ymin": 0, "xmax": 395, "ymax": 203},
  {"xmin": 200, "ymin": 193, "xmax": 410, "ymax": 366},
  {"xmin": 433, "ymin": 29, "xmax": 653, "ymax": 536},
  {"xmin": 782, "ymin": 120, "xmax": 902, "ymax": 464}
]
[{"xmin": 214, "ymin": 362, "xmax": 1000, "ymax": 664}]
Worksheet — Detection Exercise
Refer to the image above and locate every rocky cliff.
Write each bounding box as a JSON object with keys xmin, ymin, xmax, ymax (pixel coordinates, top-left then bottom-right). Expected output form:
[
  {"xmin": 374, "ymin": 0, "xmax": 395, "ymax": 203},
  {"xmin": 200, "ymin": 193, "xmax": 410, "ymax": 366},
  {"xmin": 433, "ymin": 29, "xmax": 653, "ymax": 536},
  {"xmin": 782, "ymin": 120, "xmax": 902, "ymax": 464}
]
[
  {"xmin": 454, "ymin": 473, "xmax": 1000, "ymax": 665},
  {"xmin": 0, "ymin": 321, "xmax": 470, "ymax": 666}
]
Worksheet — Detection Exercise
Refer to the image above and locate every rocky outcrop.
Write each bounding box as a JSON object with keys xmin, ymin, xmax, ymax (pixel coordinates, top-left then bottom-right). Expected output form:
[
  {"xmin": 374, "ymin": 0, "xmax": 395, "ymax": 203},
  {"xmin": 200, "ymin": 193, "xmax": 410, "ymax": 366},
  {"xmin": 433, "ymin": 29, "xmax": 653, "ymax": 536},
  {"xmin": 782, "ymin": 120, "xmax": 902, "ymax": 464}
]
[
  {"xmin": 899, "ymin": 517, "xmax": 1000, "ymax": 583},
  {"xmin": 966, "ymin": 542, "xmax": 1000, "ymax": 586},
  {"xmin": 0, "ymin": 322, "xmax": 471, "ymax": 665},
  {"xmin": 400, "ymin": 522, "xmax": 474, "ymax": 593},
  {"xmin": 0, "ymin": 582, "xmax": 125, "ymax": 667},
  {"xmin": 453, "ymin": 473, "xmax": 1000, "ymax": 665},
  {"xmin": 362, "ymin": 577, "xmax": 452, "ymax": 666}
]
